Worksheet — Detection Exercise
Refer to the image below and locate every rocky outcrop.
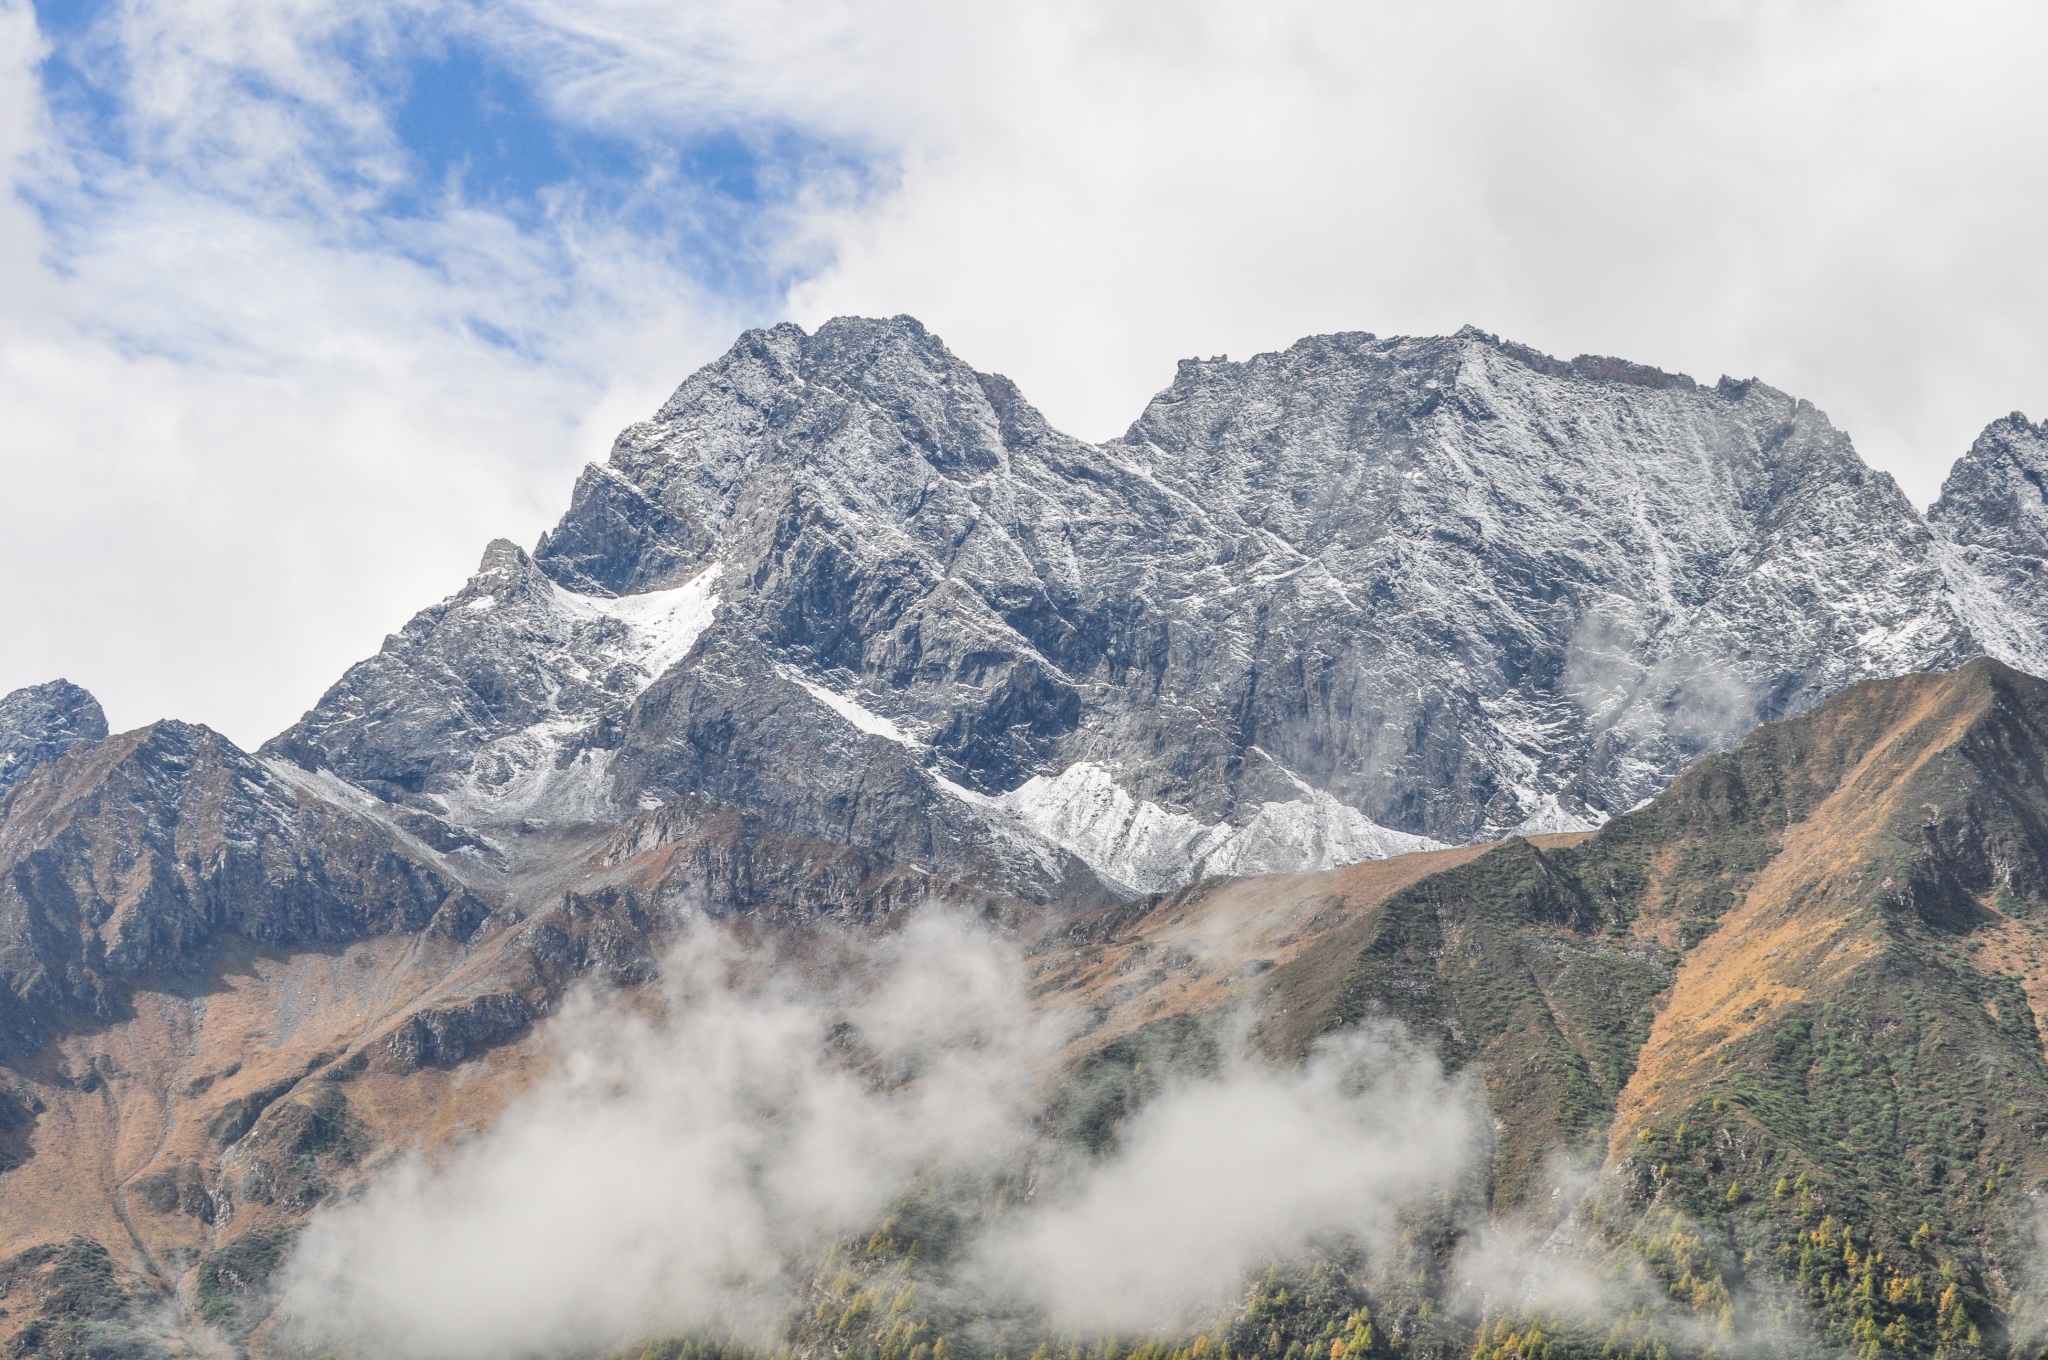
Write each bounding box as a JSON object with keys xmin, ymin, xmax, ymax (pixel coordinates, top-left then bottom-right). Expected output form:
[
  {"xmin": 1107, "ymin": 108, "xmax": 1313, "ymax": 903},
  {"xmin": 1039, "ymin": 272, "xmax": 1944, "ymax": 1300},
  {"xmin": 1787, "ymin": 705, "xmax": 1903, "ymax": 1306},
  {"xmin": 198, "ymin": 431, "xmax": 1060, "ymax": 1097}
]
[
  {"xmin": 1929, "ymin": 411, "xmax": 2048, "ymax": 663},
  {"xmin": 0, "ymin": 682, "xmax": 106, "ymax": 801},
  {"xmin": 0, "ymin": 721, "xmax": 476, "ymax": 1041},
  {"xmin": 379, "ymin": 994, "xmax": 532, "ymax": 1072}
]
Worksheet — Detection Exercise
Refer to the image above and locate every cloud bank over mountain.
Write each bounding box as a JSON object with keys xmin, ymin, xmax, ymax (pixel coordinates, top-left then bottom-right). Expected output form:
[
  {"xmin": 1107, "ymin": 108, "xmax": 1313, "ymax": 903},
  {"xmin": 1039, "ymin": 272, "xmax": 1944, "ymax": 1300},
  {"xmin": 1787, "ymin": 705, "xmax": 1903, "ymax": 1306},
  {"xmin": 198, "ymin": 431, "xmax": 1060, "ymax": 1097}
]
[
  {"xmin": 276, "ymin": 915, "xmax": 1478, "ymax": 1358},
  {"xmin": 5, "ymin": 0, "xmax": 2048, "ymax": 742}
]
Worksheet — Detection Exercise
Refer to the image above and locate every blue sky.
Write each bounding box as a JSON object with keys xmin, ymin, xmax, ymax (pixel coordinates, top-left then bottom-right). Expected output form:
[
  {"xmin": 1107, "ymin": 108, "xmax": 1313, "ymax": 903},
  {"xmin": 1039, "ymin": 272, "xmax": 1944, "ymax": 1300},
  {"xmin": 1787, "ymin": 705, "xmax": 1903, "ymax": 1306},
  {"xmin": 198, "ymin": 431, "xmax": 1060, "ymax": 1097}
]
[
  {"xmin": 3, "ymin": 0, "xmax": 2048, "ymax": 742},
  {"xmin": 25, "ymin": 0, "xmax": 878, "ymax": 339}
]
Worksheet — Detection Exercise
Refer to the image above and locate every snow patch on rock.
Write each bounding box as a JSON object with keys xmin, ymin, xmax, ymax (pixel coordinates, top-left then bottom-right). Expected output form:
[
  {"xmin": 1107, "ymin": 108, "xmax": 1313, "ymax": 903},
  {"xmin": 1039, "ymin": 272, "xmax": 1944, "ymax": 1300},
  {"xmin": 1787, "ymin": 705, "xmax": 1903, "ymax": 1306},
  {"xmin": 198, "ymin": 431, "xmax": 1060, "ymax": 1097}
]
[
  {"xmin": 1507, "ymin": 794, "xmax": 1609, "ymax": 838},
  {"xmin": 781, "ymin": 668, "xmax": 921, "ymax": 747},
  {"xmin": 437, "ymin": 568, "xmax": 724, "ymax": 827},
  {"xmin": 1201, "ymin": 792, "xmax": 1446, "ymax": 879},
  {"xmin": 997, "ymin": 762, "xmax": 1441, "ymax": 895},
  {"xmin": 439, "ymin": 720, "xmax": 621, "ymax": 827},
  {"xmin": 550, "ymin": 564, "xmax": 723, "ymax": 695},
  {"xmin": 928, "ymin": 774, "xmax": 1070, "ymax": 883}
]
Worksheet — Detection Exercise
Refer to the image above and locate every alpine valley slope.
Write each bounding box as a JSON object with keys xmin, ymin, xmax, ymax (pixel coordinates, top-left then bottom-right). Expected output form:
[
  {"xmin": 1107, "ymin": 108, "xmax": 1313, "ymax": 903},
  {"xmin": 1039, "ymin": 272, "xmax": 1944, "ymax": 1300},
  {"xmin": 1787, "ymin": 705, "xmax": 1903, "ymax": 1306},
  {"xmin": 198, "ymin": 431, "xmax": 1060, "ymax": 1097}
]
[
  {"xmin": 11, "ymin": 655, "xmax": 2048, "ymax": 1358},
  {"xmin": 1248, "ymin": 653, "xmax": 2048, "ymax": 1356},
  {"xmin": 775, "ymin": 654, "xmax": 2048, "ymax": 1360}
]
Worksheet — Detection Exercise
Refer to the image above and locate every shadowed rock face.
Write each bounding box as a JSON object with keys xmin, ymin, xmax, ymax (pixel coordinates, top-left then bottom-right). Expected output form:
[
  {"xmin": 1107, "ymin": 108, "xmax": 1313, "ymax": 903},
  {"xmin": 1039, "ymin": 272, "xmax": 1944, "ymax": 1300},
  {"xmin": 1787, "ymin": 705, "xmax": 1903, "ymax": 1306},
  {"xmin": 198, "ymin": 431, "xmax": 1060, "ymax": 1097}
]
[
  {"xmin": 0, "ymin": 720, "xmax": 480, "ymax": 1043},
  {"xmin": 0, "ymin": 682, "xmax": 107, "ymax": 801},
  {"xmin": 1930, "ymin": 412, "xmax": 2048, "ymax": 659},
  {"xmin": 271, "ymin": 318, "xmax": 2046, "ymax": 898}
]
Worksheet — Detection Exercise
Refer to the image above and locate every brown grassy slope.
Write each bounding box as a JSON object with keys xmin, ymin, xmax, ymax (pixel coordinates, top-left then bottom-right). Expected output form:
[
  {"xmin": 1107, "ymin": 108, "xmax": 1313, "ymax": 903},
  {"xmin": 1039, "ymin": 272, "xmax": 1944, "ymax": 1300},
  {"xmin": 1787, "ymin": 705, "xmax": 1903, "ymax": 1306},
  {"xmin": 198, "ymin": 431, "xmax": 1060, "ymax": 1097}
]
[
  {"xmin": 0, "ymin": 928, "xmax": 555, "ymax": 1351},
  {"xmin": 1583, "ymin": 658, "xmax": 2048, "ymax": 1350},
  {"xmin": 1204, "ymin": 656, "xmax": 2048, "ymax": 1347},
  {"xmin": 1253, "ymin": 834, "xmax": 1672, "ymax": 1211},
  {"xmin": 1607, "ymin": 656, "xmax": 2048, "ymax": 1145},
  {"xmin": 1241, "ymin": 658, "xmax": 2048, "ymax": 1237},
  {"xmin": 1021, "ymin": 840, "xmax": 1508, "ymax": 1059},
  {"xmin": 0, "ymin": 786, "xmax": 1038, "ymax": 1352}
]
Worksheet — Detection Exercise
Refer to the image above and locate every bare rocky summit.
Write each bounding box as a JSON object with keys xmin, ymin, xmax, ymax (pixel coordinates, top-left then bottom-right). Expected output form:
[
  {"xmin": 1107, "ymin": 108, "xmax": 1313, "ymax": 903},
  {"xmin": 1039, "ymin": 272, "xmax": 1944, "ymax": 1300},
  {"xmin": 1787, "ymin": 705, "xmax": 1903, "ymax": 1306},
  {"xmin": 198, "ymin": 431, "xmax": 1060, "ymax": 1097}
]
[
  {"xmin": 9, "ymin": 316, "xmax": 2048, "ymax": 1045},
  {"xmin": 0, "ymin": 680, "xmax": 106, "ymax": 800},
  {"xmin": 1929, "ymin": 411, "xmax": 2048, "ymax": 657},
  {"xmin": 266, "ymin": 317, "xmax": 2048, "ymax": 898}
]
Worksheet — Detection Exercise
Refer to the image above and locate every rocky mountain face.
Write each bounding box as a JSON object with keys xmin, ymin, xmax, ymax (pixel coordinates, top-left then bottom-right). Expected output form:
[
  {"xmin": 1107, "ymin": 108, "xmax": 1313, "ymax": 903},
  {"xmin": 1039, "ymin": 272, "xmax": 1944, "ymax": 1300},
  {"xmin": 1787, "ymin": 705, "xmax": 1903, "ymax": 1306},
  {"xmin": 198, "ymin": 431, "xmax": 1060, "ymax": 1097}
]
[
  {"xmin": 0, "ymin": 720, "xmax": 488, "ymax": 1046},
  {"xmin": 7, "ymin": 318, "xmax": 2048, "ymax": 1357},
  {"xmin": 1, "ymin": 314, "xmax": 2042, "ymax": 1096},
  {"xmin": 268, "ymin": 318, "xmax": 2045, "ymax": 900},
  {"xmin": 1930, "ymin": 412, "xmax": 2048, "ymax": 656},
  {"xmin": 11, "ymin": 659, "xmax": 2048, "ymax": 1360},
  {"xmin": 0, "ymin": 681, "xmax": 106, "ymax": 799}
]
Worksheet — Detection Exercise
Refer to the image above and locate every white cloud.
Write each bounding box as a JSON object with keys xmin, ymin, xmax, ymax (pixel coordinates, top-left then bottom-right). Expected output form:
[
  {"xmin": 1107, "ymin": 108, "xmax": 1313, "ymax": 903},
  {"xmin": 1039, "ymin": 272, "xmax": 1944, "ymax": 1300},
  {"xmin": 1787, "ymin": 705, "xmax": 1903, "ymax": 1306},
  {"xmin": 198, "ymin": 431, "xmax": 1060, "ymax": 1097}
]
[
  {"xmin": 973, "ymin": 1023, "xmax": 1477, "ymax": 1333},
  {"xmin": 0, "ymin": 0, "xmax": 747, "ymax": 742},
  {"xmin": 488, "ymin": 2, "xmax": 2048, "ymax": 486},
  {"xmin": 6, "ymin": 0, "xmax": 2048, "ymax": 739},
  {"xmin": 276, "ymin": 914, "xmax": 1478, "ymax": 1358},
  {"xmin": 279, "ymin": 915, "xmax": 1073, "ymax": 1359},
  {"xmin": 781, "ymin": 0, "xmax": 2048, "ymax": 492}
]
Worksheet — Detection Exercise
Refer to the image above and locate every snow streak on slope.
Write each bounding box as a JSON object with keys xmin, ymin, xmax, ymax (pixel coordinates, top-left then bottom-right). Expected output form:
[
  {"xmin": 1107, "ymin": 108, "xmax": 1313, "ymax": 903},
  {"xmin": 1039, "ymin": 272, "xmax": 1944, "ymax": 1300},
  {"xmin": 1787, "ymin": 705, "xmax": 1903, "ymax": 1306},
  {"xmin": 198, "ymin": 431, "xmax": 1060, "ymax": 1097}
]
[
  {"xmin": 780, "ymin": 667, "xmax": 922, "ymax": 747},
  {"xmin": 430, "ymin": 565, "xmax": 725, "ymax": 828},
  {"xmin": 998, "ymin": 763, "xmax": 1441, "ymax": 895},
  {"xmin": 1507, "ymin": 795, "xmax": 1609, "ymax": 837},
  {"xmin": 553, "ymin": 566, "xmax": 725, "ymax": 697}
]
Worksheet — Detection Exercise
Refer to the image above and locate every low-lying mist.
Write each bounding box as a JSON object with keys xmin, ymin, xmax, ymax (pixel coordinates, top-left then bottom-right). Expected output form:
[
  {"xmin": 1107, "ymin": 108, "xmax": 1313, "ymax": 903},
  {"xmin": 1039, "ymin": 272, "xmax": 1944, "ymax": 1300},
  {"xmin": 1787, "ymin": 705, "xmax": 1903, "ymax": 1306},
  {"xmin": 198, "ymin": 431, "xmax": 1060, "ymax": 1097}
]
[
  {"xmin": 981, "ymin": 1025, "xmax": 1475, "ymax": 1331},
  {"xmin": 274, "ymin": 911, "xmax": 1484, "ymax": 1359}
]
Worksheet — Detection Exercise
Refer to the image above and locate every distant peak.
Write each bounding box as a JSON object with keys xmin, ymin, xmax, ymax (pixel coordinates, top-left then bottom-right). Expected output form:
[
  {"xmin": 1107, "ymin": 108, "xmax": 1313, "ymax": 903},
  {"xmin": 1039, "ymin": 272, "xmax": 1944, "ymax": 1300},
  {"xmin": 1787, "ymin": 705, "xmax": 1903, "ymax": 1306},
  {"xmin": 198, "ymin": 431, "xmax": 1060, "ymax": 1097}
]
[
  {"xmin": 477, "ymin": 538, "xmax": 531, "ymax": 578},
  {"xmin": 816, "ymin": 312, "xmax": 930, "ymax": 337},
  {"xmin": 0, "ymin": 678, "xmax": 106, "ymax": 734},
  {"xmin": 3, "ymin": 676, "xmax": 99, "ymax": 709},
  {"xmin": 802, "ymin": 313, "xmax": 957, "ymax": 370},
  {"xmin": 0, "ymin": 678, "xmax": 110, "ymax": 797}
]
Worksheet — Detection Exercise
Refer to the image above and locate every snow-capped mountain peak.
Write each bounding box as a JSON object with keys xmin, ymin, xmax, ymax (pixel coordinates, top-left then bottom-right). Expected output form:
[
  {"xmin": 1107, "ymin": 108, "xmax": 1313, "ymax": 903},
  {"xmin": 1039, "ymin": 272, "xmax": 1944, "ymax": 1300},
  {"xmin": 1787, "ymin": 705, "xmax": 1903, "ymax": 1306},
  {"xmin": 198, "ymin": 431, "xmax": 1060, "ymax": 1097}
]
[{"xmin": 265, "ymin": 318, "xmax": 2048, "ymax": 901}]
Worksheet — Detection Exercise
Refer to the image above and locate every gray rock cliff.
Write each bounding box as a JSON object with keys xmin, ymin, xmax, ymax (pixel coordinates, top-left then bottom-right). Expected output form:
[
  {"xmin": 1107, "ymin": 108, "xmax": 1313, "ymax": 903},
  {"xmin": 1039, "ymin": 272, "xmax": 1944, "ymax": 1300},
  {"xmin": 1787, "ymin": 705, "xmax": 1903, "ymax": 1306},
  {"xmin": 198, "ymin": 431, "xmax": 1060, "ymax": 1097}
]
[
  {"xmin": 9, "ymin": 318, "xmax": 2048, "ymax": 1048},
  {"xmin": 1928, "ymin": 412, "xmax": 2048, "ymax": 664},
  {"xmin": 265, "ymin": 319, "xmax": 2047, "ymax": 899},
  {"xmin": 0, "ymin": 721, "xmax": 482, "ymax": 1043},
  {"xmin": 0, "ymin": 681, "xmax": 107, "ymax": 800}
]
